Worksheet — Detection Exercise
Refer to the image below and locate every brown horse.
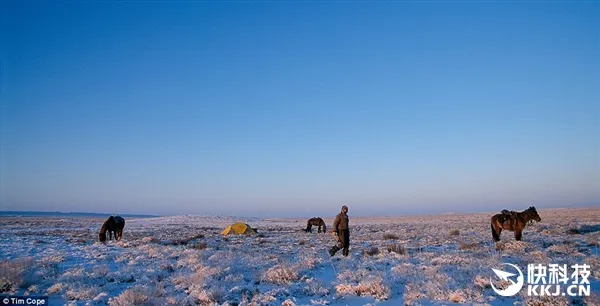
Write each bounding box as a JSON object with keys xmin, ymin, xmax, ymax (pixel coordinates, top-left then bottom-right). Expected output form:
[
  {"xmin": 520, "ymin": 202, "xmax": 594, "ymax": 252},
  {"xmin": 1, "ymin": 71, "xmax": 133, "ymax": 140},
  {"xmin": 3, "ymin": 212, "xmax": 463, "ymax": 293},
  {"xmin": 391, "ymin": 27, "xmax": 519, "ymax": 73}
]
[
  {"xmin": 491, "ymin": 206, "xmax": 541, "ymax": 242},
  {"xmin": 99, "ymin": 216, "xmax": 126, "ymax": 242},
  {"xmin": 305, "ymin": 217, "xmax": 326, "ymax": 233}
]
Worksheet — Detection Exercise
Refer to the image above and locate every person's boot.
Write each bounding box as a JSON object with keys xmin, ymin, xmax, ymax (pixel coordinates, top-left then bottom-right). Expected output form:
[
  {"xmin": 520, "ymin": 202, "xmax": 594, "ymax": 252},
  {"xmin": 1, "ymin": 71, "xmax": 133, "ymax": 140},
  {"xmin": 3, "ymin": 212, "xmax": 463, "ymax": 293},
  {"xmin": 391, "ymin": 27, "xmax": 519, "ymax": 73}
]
[{"xmin": 329, "ymin": 246, "xmax": 339, "ymax": 256}]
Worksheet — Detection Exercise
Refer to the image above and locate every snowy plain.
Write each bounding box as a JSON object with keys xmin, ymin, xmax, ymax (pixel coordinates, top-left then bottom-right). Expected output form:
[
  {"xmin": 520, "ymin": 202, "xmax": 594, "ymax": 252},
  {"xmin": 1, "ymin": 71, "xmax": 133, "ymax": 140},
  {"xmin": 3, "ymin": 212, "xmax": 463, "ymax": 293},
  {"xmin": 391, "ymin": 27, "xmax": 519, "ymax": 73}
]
[{"xmin": 0, "ymin": 207, "xmax": 599, "ymax": 305}]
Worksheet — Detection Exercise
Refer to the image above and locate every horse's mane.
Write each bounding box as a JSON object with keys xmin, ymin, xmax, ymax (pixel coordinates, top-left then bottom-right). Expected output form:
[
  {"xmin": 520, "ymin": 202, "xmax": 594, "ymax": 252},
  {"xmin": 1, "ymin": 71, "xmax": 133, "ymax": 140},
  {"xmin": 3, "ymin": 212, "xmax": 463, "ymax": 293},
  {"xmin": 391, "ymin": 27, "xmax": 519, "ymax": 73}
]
[
  {"xmin": 100, "ymin": 216, "xmax": 115, "ymax": 234},
  {"xmin": 100, "ymin": 221, "xmax": 108, "ymax": 234},
  {"xmin": 526, "ymin": 206, "xmax": 537, "ymax": 212},
  {"xmin": 502, "ymin": 206, "xmax": 537, "ymax": 215}
]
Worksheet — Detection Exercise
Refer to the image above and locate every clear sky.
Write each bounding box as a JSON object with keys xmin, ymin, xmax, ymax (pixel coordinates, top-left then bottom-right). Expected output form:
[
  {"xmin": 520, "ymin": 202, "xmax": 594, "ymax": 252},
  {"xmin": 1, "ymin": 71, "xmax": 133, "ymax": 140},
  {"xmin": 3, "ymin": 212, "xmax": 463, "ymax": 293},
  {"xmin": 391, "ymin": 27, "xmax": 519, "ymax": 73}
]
[{"xmin": 1, "ymin": 1, "xmax": 598, "ymax": 217}]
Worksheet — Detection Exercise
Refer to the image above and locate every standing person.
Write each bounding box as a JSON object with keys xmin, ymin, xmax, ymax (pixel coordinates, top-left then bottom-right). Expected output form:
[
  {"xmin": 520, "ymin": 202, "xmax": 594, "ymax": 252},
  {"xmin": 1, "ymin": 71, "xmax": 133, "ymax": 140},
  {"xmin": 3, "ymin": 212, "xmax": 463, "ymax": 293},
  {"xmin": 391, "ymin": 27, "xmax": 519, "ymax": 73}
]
[{"xmin": 329, "ymin": 205, "xmax": 350, "ymax": 257}]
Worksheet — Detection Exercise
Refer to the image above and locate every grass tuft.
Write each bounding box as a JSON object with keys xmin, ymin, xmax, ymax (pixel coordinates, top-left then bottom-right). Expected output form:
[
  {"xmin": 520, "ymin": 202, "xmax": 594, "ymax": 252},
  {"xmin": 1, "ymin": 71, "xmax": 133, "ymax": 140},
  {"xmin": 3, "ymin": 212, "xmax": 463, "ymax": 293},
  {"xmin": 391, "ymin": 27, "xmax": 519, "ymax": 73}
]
[
  {"xmin": 386, "ymin": 244, "xmax": 406, "ymax": 255},
  {"xmin": 364, "ymin": 247, "xmax": 380, "ymax": 256},
  {"xmin": 193, "ymin": 242, "xmax": 208, "ymax": 250},
  {"xmin": 383, "ymin": 233, "xmax": 399, "ymax": 240}
]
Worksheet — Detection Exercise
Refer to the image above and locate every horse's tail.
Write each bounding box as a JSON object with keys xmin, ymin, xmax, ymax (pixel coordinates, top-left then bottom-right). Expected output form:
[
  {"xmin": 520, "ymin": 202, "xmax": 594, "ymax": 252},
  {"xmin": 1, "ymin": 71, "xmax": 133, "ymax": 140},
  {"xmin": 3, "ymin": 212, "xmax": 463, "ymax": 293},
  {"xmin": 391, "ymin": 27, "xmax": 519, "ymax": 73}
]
[
  {"xmin": 322, "ymin": 222, "xmax": 326, "ymax": 233},
  {"xmin": 491, "ymin": 221, "xmax": 500, "ymax": 242}
]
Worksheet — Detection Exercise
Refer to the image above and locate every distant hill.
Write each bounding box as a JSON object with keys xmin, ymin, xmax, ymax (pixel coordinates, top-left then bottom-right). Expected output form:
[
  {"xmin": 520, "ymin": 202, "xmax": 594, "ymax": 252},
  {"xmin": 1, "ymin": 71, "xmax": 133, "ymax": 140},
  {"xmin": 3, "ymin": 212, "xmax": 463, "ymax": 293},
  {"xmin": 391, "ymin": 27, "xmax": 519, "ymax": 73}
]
[{"xmin": 0, "ymin": 211, "xmax": 159, "ymax": 218}]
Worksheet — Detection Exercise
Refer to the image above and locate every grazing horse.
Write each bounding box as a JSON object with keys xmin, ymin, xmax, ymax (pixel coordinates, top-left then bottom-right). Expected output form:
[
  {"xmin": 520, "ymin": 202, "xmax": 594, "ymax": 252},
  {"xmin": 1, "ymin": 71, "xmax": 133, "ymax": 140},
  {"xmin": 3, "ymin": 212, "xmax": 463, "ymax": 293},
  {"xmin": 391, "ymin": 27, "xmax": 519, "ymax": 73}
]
[
  {"xmin": 99, "ymin": 216, "xmax": 126, "ymax": 242},
  {"xmin": 491, "ymin": 206, "xmax": 541, "ymax": 242},
  {"xmin": 305, "ymin": 217, "xmax": 326, "ymax": 233}
]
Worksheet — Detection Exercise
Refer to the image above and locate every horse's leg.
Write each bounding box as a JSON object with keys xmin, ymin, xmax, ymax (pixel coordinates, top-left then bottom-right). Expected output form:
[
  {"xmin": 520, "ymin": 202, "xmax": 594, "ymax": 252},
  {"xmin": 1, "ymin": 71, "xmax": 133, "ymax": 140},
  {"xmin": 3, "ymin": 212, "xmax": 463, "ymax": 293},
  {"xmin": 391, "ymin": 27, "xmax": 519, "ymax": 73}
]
[
  {"xmin": 491, "ymin": 222, "xmax": 501, "ymax": 242},
  {"xmin": 318, "ymin": 225, "xmax": 322, "ymax": 233},
  {"xmin": 515, "ymin": 228, "xmax": 522, "ymax": 241}
]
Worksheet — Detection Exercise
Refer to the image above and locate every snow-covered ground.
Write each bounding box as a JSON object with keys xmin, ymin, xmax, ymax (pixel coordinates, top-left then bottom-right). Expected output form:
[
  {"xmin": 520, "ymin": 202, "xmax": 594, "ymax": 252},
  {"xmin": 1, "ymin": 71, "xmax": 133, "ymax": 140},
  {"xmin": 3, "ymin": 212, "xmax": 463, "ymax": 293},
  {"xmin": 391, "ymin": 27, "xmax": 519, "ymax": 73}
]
[{"xmin": 1, "ymin": 207, "xmax": 599, "ymax": 305}]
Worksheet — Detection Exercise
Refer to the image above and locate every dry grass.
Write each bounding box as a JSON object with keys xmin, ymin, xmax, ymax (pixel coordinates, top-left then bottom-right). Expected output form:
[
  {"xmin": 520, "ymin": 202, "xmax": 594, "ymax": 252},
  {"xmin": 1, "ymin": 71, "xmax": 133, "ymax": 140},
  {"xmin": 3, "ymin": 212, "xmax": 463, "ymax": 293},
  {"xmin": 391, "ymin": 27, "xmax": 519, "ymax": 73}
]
[
  {"xmin": 495, "ymin": 241, "xmax": 530, "ymax": 254},
  {"xmin": 282, "ymin": 299, "xmax": 296, "ymax": 306},
  {"xmin": 188, "ymin": 287, "xmax": 226, "ymax": 305},
  {"xmin": 297, "ymin": 257, "xmax": 321, "ymax": 270},
  {"xmin": 192, "ymin": 242, "xmax": 208, "ymax": 250},
  {"xmin": 473, "ymin": 275, "xmax": 490, "ymax": 289},
  {"xmin": 47, "ymin": 283, "xmax": 66, "ymax": 295},
  {"xmin": 386, "ymin": 244, "xmax": 406, "ymax": 255},
  {"xmin": 524, "ymin": 295, "xmax": 570, "ymax": 306},
  {"xmin": 167, "ymin": 234, "xmax": 206, "ymax": 246},
  {"xmin": 335, "ymin": 277, "xmax": 391, "ymax": 300},
  {"xmin": 92, "ymin": 265, "xmax": 109, "ymax": 278},
  {"xmin": 431, "ymin": 254, "xmax": 469, "ymax": 266},
  {"xmin": 0, "ymin": 258, "xmax": 34, "ymax": 293},
  {"xmin": 449, "ymin": 229, "xmax": 460, "ymax": 236},
  {"xmin": 448, "ymin": 290, "xmax": 466, "ymax": 303},
  {"xmin": 27, "ymin": 285, "xmax": 38, "ymax": 294},
  {"xmin": 166, "ymin": 239, "xmax": 189, "ymax": 246},
  {"xmin": 364, "ymin": 246, "xmax": 380, "ymax": 256},
  {"xmin": 458, "ymin": 241, "xmax": 479, "ymax": 250},
  {"xmin": 547, "ymin": 244, "xmax": 575, "ymax": 255},
  {"xmin": 64, "ymin": 286, "xmax": 97, "ymax": 301},
  {"xmin": 141, "ymin": 236, "xmax": 160, "ymax": 244},
  {"xmin": 383, "ymin": 233, "xmax": 399, "ymax": 240},
  {"xmin": 109, "ymin": 286, "xmax": 155, "ymax": 306},
  {"xmin": 300, "ymin": 278, "xmax": 329, "ymax": 297},
  {"xmin": 263, "ymin": 264, "xmax": 299, "ymax": 285}
]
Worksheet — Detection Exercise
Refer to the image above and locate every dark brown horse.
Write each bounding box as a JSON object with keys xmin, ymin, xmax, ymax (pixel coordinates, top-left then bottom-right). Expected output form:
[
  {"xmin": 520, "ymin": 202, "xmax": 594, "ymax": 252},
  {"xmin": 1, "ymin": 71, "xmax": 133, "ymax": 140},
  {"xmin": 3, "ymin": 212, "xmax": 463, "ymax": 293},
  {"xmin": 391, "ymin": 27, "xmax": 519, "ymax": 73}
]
[
  {"xmin": 305, "ymin": 217, "xmax": 326, "ymax": 233},
  {"xmin": 491, "ymin": 206, "xmax": 541, "ymax": 242},
  {"xmin": 99, "ymin": 216, "xmax": 125, "ymax": 242}
]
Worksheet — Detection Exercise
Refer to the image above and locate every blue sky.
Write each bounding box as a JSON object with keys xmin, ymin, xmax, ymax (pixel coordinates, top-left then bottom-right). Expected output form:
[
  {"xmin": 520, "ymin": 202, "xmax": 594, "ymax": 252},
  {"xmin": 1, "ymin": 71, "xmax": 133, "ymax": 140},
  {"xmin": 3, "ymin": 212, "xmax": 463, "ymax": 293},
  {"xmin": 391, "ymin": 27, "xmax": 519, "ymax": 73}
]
[{"xmin": 1, "ymin": 2, "xmax": 598, "ymax": 217}]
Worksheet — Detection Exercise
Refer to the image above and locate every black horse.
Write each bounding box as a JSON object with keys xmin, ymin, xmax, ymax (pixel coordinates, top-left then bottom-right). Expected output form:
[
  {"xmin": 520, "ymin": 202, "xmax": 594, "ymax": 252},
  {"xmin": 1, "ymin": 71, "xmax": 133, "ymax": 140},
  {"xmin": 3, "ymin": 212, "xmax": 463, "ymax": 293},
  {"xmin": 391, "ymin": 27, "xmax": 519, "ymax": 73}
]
[
  {"xmin": 305, "ymin": 217, "xmax": 326, "ymax": 233},
  {"xmin": 99, "ymin": 216, "xmax": 125, "ymax": 242}
]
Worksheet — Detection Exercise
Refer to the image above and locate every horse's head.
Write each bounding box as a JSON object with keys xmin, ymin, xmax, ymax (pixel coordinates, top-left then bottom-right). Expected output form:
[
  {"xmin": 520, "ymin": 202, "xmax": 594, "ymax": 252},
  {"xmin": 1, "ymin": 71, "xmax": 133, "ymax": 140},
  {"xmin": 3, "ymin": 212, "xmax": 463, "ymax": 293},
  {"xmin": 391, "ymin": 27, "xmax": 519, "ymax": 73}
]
[
  {"xmin": 99, "ymin": 232, "xmax": 107, "ymax": 242},
  {"xmin": 527, "ymin": 206, "xmax": 541, "ymax": 222}
]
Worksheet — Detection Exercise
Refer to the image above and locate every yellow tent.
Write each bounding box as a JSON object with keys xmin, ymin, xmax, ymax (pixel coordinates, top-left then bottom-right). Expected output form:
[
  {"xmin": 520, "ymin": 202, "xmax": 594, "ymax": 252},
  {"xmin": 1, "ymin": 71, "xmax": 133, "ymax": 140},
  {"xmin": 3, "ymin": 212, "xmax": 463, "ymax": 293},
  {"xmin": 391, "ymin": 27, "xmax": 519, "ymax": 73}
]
[{"xmin": 221, "ymin": 222, "xmax": 257, "ymax": 235}]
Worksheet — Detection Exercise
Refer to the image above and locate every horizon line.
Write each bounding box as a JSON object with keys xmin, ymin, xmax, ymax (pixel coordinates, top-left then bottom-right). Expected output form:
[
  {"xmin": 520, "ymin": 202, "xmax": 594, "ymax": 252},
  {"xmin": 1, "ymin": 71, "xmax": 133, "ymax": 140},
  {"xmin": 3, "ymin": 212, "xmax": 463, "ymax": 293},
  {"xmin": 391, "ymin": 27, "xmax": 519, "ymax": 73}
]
[{"xmin": 1, "ymin": 205, "xmax": 598, "ymax": 219}]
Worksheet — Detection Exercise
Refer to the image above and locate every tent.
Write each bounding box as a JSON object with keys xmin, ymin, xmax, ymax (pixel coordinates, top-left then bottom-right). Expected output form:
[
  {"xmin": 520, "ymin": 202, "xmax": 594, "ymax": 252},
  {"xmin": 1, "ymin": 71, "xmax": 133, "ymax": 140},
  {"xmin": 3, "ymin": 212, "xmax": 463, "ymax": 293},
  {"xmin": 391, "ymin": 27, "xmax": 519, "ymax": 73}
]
[{"xmin": 221, "ymin": 222, "xmax": 257, "ymax": 235}]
